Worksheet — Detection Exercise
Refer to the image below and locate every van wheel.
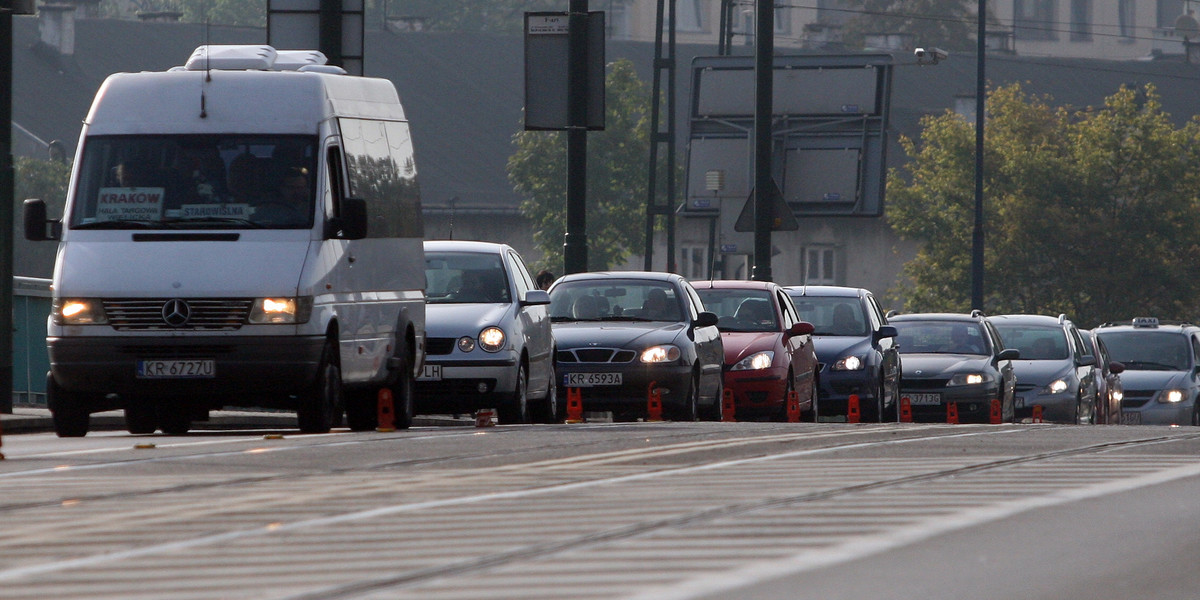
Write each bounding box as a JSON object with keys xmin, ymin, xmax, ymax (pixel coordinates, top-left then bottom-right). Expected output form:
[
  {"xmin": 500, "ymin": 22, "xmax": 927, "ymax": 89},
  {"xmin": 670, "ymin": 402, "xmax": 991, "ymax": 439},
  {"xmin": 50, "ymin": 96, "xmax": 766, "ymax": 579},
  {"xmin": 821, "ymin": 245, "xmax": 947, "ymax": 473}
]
[
  {"xmin": 298, "ymin": 341, "xmax": 341, "ymax": 433},
  {"xmin": 389, "ymin": 353, "xmax": 415, "ymax": 430},
  {"xmin": 124, "ymin": 397, "xmax": 158, "ymax": 434},
  {"xmin": 498, "ymin": 364, "xmax": 529, "ymax": 425},
  {"xmin": 156, "ymin": 404, "xmax": 191, "ymax": 435},
  {"xmin": 47, "ymin": 373, "xmax": 89, "ymax": 438}
]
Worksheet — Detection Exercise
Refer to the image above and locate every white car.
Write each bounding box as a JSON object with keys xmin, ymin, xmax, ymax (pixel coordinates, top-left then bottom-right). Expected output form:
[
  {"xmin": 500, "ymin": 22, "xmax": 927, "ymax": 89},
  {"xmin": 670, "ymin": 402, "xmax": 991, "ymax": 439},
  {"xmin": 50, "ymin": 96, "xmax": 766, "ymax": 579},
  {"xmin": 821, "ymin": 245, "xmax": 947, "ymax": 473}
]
[{"xmin": 418, "ymin": 241, "xmax": 556, "ymax": 423}]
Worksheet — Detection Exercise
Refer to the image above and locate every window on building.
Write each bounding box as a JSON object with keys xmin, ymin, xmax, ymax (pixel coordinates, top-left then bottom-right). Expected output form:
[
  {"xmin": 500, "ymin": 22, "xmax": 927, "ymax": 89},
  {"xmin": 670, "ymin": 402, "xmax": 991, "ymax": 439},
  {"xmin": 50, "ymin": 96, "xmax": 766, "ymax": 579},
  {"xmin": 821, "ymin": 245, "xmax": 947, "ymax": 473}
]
[
  {"xmin": 730, "ymin": 3, "xmax": 793, "ymax": 35},
  {"xmin": 1014, "ymin": 0, "xmax": 1058, "ymax": 41},
  {"xmin": 803, "ymin": 246, "xmax": 838, "ymax": 285},
  {"xmin": 1158, "ymin": 0, "xmax": 1185, "ymax": 28},
  {"xmin": 1070, "ymin": 0, "xmax": 1092, "ymax": 41},
  {"xmin": 676, "ymin": 0, "xmax": 707, "ymax": 32},
  {"xmin": 1119, "ymin": 0, "xmax": 1136, "ymax": 39},
  {"xmin": 605, "ymin": 0, "xmax": 631, "ymax": 39},
  {"xmin": 680, "ymin": 246, "xmax": 709, "ymax": 280}
]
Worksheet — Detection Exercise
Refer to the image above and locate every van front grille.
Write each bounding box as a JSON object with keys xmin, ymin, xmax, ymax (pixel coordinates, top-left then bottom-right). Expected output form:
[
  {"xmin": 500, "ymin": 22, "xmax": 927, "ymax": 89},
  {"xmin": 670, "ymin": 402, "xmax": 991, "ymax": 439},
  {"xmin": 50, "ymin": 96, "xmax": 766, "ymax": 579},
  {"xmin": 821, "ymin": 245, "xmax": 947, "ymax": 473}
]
[{"xmin": 103, "ymin": 298, "xmax": 254, "ymax": 331}]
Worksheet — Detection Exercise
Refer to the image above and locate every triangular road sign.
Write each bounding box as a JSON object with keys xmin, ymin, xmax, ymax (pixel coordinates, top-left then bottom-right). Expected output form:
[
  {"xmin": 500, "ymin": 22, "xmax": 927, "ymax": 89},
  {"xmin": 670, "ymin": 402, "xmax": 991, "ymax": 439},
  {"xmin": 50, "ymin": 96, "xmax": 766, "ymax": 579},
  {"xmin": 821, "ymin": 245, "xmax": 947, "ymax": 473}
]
[{"xmin": 734, "ymin": 179, "xmax": 799, "ymax": 232}]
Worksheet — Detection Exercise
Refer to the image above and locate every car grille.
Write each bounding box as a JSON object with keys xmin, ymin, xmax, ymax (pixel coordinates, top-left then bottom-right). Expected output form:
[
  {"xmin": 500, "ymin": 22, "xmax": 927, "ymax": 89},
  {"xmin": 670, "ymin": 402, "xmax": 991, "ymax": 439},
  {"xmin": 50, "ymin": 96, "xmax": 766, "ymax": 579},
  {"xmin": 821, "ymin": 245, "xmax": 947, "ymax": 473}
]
[
  {"xmin": 427, "ymin": 338, "xmax": 457, "ymax": 356},
  {"xmin": 104, "ymin": 298, "xmax": 253, "ymax": 331},
  {"xmin": 558, "ymin": 348, "xmax": 637, "ymax": 363},
  {"xmin": 1014, "ymin": 383, "xmax": 1039, "ymax": 393},
  {"xmin": 1121, "ymin": 389, "xmax": 1156, "ymax": 409}
]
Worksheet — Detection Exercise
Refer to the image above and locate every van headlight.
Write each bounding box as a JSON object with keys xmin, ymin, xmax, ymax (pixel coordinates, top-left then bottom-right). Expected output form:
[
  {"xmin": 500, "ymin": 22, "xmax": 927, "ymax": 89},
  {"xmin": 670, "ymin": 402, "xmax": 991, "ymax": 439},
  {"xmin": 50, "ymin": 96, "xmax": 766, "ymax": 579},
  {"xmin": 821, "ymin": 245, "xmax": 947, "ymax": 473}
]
[
  {"xmin": 479, "ymin": 327, "xmax": 505, "ymax": 352},
  {"xmin": 54, "ymin": 299, "xmax": 107, "ymax": 325},
  {"xmin": 732, "ymin": 351, "xmax": 774, "ymax": 371},
  {"xmin": 641, "ymin": 345, "xmax": 681, "ymax": 363},
  {"xmin": 249, "ymin": 297, "xmax": 312, "ymax": 324}
]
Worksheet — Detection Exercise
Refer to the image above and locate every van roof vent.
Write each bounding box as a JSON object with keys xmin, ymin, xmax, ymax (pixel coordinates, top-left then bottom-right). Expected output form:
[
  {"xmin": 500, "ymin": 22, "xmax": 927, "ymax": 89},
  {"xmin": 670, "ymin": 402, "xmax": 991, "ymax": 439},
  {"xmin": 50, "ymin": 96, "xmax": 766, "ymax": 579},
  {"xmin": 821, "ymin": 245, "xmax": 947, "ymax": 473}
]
[
  {"xmin": 183, "ymin": 45, "xmax": 330, "ymax": 72},
  {"xmin": 298, "ymin": 64, "xmax": 347, "ymax": 75}
]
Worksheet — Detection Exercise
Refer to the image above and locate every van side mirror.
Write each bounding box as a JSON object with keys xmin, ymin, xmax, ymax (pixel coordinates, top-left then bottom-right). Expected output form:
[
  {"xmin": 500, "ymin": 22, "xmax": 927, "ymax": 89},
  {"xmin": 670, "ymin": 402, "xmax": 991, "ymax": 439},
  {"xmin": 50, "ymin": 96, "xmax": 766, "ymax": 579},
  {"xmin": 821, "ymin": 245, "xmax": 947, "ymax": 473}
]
[
  {"xmin": 327, "ymin": 197, "xmax": 368, "ymax": 240},
  {"xmin": 24, "ymin": 199, "xmax": 60, "ymax": 241}
]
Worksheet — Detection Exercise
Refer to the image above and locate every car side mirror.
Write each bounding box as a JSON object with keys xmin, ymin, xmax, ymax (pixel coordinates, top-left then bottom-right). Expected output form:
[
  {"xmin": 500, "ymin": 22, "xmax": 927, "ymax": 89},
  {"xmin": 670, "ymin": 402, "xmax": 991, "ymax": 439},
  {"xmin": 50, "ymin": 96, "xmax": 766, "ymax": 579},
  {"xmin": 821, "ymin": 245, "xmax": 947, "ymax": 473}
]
[
  {"xmin": 1108, "ymin": 361, "xmax": 1125, "ymax": 375},
  {"xmin": 1077, "ymin": 354, "xmax": 1096, "ymax": 368},
  {"xmin": 996, "ymin": 348, "xmax": 1020, "ymax": 361},
  {"xmin": 522, "ymin": 289, "xmax": 551, "ymax": 306},
  {"xmin": 326, "ymin": 197, "xmax": 368, "ymax": 240},
  {"xmin": 694, "ymin": 311, "xmax": 719, "ymax": 328},
  {"xmin": 24, "ymin": 199, "xmax": 60, "ymax": 241},
  {"xmin": 875, "ymin": 325, "xmax": 898, "ymax": 340},
  {"xmin": 786, "ymin": 321, "xmax": 815, "ymax": 337}
]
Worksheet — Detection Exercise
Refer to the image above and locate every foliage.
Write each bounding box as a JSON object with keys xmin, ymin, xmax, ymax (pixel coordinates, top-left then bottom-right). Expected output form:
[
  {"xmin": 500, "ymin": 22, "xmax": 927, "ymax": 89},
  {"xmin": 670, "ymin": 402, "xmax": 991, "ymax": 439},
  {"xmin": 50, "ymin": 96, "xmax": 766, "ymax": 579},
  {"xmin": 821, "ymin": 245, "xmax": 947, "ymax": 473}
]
[
  {"xmin": 508, "ymin": 58, "xmax": 658, "ymax": 273},
  {"xmin": 887, "ymin": 83, "xmax": 1200, "ymax": 327},
  {"xmin": 15, "ymin": 156, "xmax": 71, "ymax": 215},
  {"xmin": 841, "ymin": 0, "xmax": 991, "ymax": 52},
  {"xmin": 384, "ymin": 0, "xmax": 565, "ymax": 34}
]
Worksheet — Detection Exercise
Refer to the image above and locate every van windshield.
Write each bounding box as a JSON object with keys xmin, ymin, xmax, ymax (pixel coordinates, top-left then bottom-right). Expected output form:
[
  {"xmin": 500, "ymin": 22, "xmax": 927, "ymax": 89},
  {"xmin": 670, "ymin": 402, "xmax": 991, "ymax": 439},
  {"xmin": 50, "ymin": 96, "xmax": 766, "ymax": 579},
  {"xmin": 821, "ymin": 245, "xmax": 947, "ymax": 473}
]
[{"xmin": 69, "ymin": 135, "xmax": 318, "ymax": 230}]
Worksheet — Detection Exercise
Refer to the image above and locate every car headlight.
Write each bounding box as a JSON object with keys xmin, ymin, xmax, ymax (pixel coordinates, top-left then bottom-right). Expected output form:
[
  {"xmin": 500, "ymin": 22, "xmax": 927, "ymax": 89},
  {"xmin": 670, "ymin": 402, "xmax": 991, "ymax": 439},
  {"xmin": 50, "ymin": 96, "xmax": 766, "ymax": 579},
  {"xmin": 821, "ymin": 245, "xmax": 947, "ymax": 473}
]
[
  {"xmin": 641, "ymin": 345, "xmax": 681, "ymax": 363},
  {"xmin": 458, "ymin": 336, "xmax": 476, "ymax": 352},
  {"xmin": 1112, "ymin": 389, "xmax": 1124, "ymax": 402},
  {"xmin": 732, "ymin": 351, "xmax": 774, "ymax": 371},
  {"xmin": 1159, "ymin": 389, "xmax": 1185, "ymax": 403},
  {"xmin": 947, "ymin": 372, "xmax": 994, "ymax": 386},
  {"xmin": 478, "ymin": 327, "xmax": 505, "ymax": 352},
  {"xmin": 1044, "ymin": 379, "xmax": 1069, "ymax": 394},
  {"xmin": 54, "ymin": 299, "xmax": 107, "ymax": 325},
  {"xmin": 833, "ymin": 355, "xmax": 863, "ymax": 371},
  {"xmin": 249, "ymin": 297, "xmax": 312, "ymax": 324}
]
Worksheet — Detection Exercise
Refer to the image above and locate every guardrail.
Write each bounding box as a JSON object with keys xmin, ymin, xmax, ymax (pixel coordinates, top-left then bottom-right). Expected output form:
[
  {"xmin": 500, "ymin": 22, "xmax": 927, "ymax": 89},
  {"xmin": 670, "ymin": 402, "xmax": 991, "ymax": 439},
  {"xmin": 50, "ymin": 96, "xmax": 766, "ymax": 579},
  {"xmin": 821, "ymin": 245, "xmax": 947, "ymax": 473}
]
[{"xmin": 13, "ymin": 276, "xmax": 51, "ymax": 407}]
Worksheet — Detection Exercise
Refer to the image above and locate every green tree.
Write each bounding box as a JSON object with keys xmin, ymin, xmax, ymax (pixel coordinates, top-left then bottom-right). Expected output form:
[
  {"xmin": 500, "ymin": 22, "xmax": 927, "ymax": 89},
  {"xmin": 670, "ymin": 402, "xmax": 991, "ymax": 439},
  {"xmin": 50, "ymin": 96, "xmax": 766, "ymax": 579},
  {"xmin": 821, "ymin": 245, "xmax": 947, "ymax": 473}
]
[
  {"xmin": 887, "ymin": 83, "xmax": 1200, "ymax": 326},
  {"xmin": 14, "ymin": 156, "xmax": 72, "ymax": 277},
  {"xmin": 841, "ymin": 0, "xmax": 991, "ymax": 52},
  {"xmin": 385, "ymin": 0, "xmax": 564, "ymax": 34},
  {"xmin": 507, "ymin": 58, "xmax": 654, "ymax": 273}
]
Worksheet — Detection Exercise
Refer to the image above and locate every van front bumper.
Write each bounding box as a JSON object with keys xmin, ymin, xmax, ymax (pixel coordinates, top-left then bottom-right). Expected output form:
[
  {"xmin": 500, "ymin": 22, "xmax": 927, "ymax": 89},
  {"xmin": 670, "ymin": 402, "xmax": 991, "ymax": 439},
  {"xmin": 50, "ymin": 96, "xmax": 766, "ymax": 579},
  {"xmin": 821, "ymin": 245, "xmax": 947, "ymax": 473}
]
[{"xmin": 47, "ymin": 335, "xmax": 327, "ymax": 400}]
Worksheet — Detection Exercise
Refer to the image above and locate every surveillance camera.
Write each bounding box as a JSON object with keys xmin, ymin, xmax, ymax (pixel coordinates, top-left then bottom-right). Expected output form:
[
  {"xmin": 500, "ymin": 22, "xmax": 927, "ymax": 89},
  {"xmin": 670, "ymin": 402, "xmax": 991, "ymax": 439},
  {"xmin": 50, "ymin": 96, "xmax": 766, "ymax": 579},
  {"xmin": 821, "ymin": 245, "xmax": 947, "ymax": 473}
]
[{"xmin": 914, "ymin": 47, "xmax": 948, "ymax": 64}]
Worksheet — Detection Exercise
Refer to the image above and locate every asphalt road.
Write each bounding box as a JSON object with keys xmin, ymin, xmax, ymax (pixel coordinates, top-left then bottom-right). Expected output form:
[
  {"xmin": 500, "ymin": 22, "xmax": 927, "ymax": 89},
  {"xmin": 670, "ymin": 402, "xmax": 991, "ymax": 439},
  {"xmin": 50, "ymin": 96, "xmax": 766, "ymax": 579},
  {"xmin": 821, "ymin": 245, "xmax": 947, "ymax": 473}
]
[{"xmin": 2, "ymin": 420, "xmax": 1199, "ymax": 599}]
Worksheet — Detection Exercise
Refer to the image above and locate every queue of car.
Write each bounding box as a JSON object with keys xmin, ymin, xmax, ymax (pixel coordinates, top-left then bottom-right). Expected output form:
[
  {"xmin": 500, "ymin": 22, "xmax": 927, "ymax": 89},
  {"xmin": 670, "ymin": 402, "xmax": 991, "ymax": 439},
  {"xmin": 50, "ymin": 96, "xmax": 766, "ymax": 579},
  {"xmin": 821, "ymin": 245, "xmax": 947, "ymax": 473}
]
[{"xmin": 412, "ymin": 241, "xmax": 1200, "ymax": 428}]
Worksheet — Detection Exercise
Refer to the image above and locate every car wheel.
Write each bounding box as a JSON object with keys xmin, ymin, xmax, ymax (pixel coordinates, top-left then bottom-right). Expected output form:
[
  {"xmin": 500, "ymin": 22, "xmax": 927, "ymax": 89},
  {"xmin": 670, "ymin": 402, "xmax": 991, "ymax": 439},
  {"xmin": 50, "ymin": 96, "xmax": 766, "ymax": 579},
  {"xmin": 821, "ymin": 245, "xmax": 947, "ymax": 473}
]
[
  {"xmin": 124, "ymin": 397, "xmax": 158, "ymax": 434},
  {"xmin": 498, "ymin": 363, "xmax": 529, "ymax": 425},
  {"xmin": 801, "ymin": 376, "xmax": 818, "ymax": 422},
  {"xmin": 534, "ymin": 365, "xmax": 560, "ymax": 424},
  {"xmin": 298, "ymin": 340, "xmax": 341, "ymax": 433},
  {"xmin": 390, "ymin": 353, "xmax": 415, "ymax": 430},
  {"xmin": 47, "ymin": 372, "xmax": 89, "ymax": 438},
  {"xmin": 672, "ymin": 369, "xmax": 700, "ymax": 422},
  {"xmin": 701, "ymin": 378, "xmax": 724, "ymax": 422},
  {"xmin": 1191, "ymin": 402, "xmax": 1200, "ymax": 427},
  {"xmin": 775, "ymin": 373, "xmax": 795, "ymax": 422}
]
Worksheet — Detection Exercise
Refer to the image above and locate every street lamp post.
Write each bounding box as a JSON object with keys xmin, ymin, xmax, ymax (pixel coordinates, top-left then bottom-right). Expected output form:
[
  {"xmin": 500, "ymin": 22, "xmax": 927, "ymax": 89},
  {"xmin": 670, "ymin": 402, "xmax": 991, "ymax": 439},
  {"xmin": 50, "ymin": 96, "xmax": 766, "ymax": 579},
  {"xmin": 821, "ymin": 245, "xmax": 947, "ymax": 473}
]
[{"xmin": 971, "ymin": 0, "xmax": 986, "ymax": 311}]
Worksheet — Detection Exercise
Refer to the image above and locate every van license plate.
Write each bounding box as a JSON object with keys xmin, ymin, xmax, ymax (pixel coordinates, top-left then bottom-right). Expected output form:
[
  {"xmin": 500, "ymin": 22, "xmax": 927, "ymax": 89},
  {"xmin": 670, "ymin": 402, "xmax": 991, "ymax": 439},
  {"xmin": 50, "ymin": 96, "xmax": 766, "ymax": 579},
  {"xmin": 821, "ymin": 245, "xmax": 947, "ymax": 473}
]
[
  {"xmin": 564, "ymin": 373, "xmax": 622, "ymax": 387},
  {"xmin": 137, "ymin": 359, "xmax": 215, "ymax": 378}
]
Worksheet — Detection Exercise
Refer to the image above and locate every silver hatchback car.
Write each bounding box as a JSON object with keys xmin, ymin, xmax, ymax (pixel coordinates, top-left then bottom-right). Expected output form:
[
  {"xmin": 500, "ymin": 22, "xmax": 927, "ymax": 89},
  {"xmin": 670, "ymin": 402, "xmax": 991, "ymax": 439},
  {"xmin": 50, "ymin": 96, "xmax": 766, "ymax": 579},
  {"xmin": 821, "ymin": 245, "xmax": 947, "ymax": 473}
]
[{"xmin": 418, "ymin": 241, "xmax": 556, "ymax": 424}]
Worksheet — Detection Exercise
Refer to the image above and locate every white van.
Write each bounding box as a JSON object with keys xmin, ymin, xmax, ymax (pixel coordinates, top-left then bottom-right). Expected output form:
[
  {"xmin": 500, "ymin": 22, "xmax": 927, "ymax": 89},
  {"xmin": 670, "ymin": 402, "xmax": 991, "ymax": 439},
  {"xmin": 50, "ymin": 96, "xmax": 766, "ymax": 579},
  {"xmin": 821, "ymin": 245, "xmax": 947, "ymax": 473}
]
[{"xmin": 24, "ymin": 45, "xmax": 426, "ymax": 436}]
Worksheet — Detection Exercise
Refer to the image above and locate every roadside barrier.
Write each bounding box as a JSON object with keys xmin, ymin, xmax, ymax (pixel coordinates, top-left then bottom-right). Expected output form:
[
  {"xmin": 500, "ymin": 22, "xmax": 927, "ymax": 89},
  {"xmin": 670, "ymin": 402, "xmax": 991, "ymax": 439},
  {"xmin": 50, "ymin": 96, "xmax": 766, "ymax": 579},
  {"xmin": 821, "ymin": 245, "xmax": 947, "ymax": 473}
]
[
  {"xmin": 899, "ymin": 397, "xmax": 912, "ymax": 423},
  {"xmin": 647, "ymin": 382, "xmax": 663, "ymax": 422},
  {"xmin": 946, "ymin": 402, "xmax": 959, "ymax": 424},
  {"xmin": 847, "ymin": 394, "xmax": 861, "ymax": 424},
  {"xmin": 376, "ymin": 388, "xmax": 395, "ymax": 432},
  {"xmin": 989, "ymin": 399, "xmax": 1002, "ymax": 424},
  {"xmin": 475, "ymin": 408, "xmax": 496, "ymax": 427},
  {"xmin": 721, "ymin": 388, "xmax": 736, "ymax": 422},
  {"xmin": 786, "ymin": 390, "xmax": 801, "ymax": 423},
  {"xmin": 566, "ymin": 388, "xmax": 584, "ymax": 423},
  {"xmin": 1032, "ymin": 405, "xmax": 1044, "ymax": 424}
]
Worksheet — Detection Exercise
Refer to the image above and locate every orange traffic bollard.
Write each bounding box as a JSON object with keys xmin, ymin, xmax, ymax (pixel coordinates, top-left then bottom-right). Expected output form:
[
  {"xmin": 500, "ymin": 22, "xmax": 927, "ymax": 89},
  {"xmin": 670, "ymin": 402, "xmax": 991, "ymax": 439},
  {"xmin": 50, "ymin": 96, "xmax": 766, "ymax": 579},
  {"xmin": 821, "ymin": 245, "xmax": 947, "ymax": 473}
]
[
  {"xmin": 899, "ymin": 397, "xmax": 913, "ymax": 423},
  {"xmin": 721, "ymin": 388, "xmax": 736, "ymax": 422},
  {"xmin": 786, "ymin": 390, "xmax": 801, "ymax": 423},
  {"xmin": 647, "ymin": 381, "xmax": 663, "ymax": 422},
  {"xmin": 989, "ymin": 399, "xmax": 1002, "ymax": 424},
  {"xmin": 847, "ymin": 394, "xmax": 861, "ymax": 424},
  {"xmin": 1032, "ymin": 404, "xmax": 1044, "ymax": 424},
  {"xmin": 566, "ymin": 387, "xmax": 584, "ymax": 423},
  {"xmin": 475, "ymin": 408, "xmax": 496, "ymax": 427},
  {"xmin": 376, "ymin": 387, "xmax": 395, "ymax": 432},
  {"xmin": 946, "ymin": 402, "xmax": 959, "ymax": 424}
]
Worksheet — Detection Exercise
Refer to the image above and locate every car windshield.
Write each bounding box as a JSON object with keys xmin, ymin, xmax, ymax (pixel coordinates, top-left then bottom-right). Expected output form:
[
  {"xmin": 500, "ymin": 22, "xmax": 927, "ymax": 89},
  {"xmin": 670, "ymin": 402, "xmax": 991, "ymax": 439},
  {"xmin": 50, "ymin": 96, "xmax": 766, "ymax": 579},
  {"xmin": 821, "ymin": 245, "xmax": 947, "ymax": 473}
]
[
  {"xmin": 695, "ymin": 289, "xmax": 777, "ymax": 332},
  {"xmin": 790, "ymin": 295, "xmax": 867, "ymax": 336},
  {"xmin": 549, "ymin": 280, "xmax": 681, "ymax": 322},
  {"xmin": 992, "ymin": 324, "xmax": 1069, "ymax": 360},
  {"xmin": 892, "ymin": 320, "xmax": 990, "ymax": 355},
  {"xmin": 69, "ymin": 134, "xmax": 317, "ymax": 230},
  {"xmin": 1097, "ymin": 330, "xmax": 1191, "ymax": 371},
  {"xmin": 424, "ymin": 252, "xmax": 511, "ymax": 304}
]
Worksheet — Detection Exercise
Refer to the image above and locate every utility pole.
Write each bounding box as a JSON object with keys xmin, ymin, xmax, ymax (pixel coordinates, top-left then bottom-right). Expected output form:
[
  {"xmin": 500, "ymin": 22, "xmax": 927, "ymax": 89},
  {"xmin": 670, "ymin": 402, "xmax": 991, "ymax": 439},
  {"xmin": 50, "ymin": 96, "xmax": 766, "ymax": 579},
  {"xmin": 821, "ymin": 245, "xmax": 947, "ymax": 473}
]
[
  {"xmin": 751, "ymin": 0, "xmax": 774, "ymax": 282},
  {"xmin": 564, "ymin": 0, "xmax": 589, "ymax": 274},
  {"xmin": 0, "ymin": 0, "xmax": 14, "ymax": 413},
  {"xmin": 971, "ymin": 0, "xmax": 986, "ymax": 310}
]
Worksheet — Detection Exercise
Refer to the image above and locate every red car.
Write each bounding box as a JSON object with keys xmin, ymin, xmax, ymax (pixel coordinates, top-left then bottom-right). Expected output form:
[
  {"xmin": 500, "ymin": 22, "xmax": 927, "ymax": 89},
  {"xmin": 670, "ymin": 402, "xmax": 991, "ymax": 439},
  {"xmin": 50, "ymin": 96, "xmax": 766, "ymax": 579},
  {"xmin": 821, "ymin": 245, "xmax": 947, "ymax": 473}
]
[{"xmin": 694, "ymin": 280, "xmax": 818, "ymax": 421}]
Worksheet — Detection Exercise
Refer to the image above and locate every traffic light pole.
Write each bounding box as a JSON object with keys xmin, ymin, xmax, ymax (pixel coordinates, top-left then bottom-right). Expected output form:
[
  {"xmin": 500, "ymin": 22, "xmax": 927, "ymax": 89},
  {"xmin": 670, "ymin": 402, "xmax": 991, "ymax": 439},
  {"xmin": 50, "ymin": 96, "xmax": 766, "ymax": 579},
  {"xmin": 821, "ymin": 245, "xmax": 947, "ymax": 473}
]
[
  {"xmin": 751, "ymin": 0, "xmax": 773, "ymax": 282},
  {"xmin": 564, "ymin": 0, "xmax": 588, "ymax": 274}
]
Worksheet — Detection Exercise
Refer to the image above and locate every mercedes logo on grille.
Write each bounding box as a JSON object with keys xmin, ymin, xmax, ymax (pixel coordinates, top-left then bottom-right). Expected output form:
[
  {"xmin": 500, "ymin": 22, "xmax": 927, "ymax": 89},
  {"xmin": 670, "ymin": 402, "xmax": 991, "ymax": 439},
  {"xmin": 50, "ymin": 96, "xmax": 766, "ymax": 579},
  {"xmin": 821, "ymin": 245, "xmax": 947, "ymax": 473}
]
[{"xmin": 161, "ymin": 299, "xmax": 192, "ymax": 327}]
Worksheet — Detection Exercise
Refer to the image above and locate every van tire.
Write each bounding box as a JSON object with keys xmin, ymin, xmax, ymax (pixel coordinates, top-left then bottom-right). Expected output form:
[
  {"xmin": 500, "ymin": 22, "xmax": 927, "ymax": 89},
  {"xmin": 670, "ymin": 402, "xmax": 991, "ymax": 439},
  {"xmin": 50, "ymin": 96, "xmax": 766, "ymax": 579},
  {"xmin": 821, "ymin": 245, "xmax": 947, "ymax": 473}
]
[
  {"xmin": 299, "ymin": 341, "xmax": 341, "ymax": 433},
  {"xmin": 390, "ymin": 353, "xmax": 415, "ymax": 430},
  {"xmin": 157, "ymin": 404, "xmax": 191, "ymax": 435},
  {"xmin": 47, "ymin": 372, "xmax": 89, "ymax": 438},
  {"xmin": 124, "ymin": 397, "xmax": 158, "ymax": 434}
]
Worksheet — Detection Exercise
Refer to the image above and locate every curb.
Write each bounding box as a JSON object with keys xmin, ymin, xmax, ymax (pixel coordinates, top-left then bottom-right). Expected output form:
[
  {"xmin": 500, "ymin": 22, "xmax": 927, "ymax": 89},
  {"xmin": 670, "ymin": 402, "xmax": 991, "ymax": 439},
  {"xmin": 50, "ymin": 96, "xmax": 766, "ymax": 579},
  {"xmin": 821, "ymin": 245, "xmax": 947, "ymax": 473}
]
[{"xmin": 1, "ymin": 408, "xmax": 471, "ymax": 434}]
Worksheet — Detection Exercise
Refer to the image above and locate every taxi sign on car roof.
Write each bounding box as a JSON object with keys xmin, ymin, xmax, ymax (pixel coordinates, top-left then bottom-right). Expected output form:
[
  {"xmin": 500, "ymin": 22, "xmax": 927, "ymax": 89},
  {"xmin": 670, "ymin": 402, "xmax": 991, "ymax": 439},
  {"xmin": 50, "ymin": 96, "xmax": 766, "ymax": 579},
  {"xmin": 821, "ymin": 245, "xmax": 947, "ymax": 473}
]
[{"xmin": 1132, "ymin": 317, "xmax": 1160, "ymax": 328}]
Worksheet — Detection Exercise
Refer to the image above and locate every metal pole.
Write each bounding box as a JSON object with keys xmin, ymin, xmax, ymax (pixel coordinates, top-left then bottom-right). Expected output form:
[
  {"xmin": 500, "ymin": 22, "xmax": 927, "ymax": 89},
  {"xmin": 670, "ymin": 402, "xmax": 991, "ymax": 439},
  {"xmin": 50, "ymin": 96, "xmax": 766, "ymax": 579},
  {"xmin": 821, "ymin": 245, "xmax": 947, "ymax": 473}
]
[
  {"xmin": 319, "ymin": 0, "xmax": 343, "ymax": 67},
  {"xmin": 0, "ymin": 1, "xmax": 13, "ymax": 413},
  {"xmin": 751, "ymin": 0, "xmax": 773, "ymax": 282},
  {"xmin": 564, "ymin": 0, "xmax": 589, "ymax": 274},
  {"xmin": 971, "ymin": 0, "xmax": 986, "ymax": 310}
]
